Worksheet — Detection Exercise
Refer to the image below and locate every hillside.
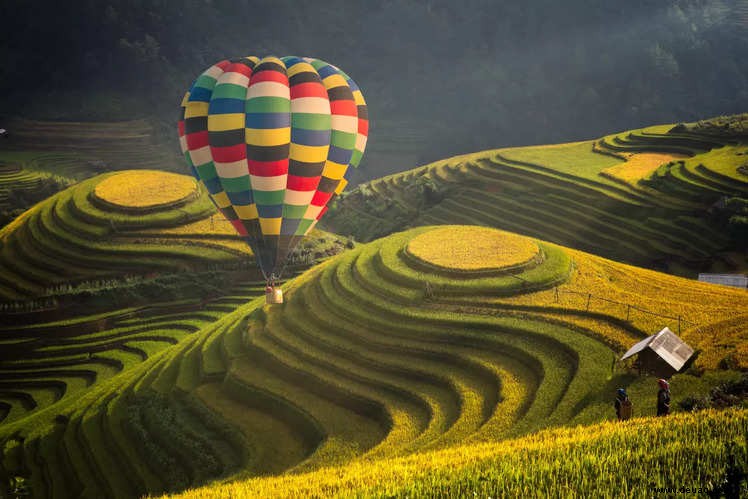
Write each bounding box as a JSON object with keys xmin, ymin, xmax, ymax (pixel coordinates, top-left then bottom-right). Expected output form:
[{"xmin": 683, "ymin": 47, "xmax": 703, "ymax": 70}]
[
  {"xmin": 169, "ymin": 408, "xmax": 747, "ymax": 498},
  {"xmin": 1, "ymin": 225, "xmax": 745, "ymax": 497},
  {"xmin": 323, "ymin": 120, "xmax": 748, "ymax": 276},
  {"xmin": 0, "ymin": 169, "xmax": 344, "ymax": 303}
]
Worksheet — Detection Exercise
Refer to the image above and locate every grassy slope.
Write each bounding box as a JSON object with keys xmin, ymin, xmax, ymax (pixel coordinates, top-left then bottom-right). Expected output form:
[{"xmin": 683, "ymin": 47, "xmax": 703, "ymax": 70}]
[
  {"xmin": 0, "ymin": 116, "xmax": 746, "ymax": 497},
  {"xmin": 323, "ymin": 123, "xmax": 747, "ymax": 276},
  {"xmin": 0, "ymin": 170, "xmax": 346, "ymax": 300},
  {"xmin": 2, "ymin": 225, "xmax": 745, "ymax": 498},
  {"xmin": 169, "ymin": 408, "xmax": 747, "ymax": 498}
]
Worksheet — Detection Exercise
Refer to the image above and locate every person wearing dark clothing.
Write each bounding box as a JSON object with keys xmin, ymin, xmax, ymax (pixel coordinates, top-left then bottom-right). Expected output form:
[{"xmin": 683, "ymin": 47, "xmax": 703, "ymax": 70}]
[
  {"xmin": 657, "ymin": 378, "xmax": 670, "ymax": 416},
  {"xmin": 615, "ymin": 388, "xmax": 632, "ymax": 421}
]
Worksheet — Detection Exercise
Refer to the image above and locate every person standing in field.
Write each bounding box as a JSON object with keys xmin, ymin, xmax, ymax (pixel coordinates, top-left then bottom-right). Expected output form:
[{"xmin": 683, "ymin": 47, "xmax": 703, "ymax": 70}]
[
  {"xmin": 615, "ymin": 388, "xmax": 632, "ymax": 421},
  {"xmin": 656, "ymin": 378, "xmax": 671, "ymax": 416}
]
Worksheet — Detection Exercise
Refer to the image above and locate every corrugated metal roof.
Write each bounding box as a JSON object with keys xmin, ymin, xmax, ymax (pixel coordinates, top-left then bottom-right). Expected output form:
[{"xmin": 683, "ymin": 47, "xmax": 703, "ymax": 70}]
[
  {"xmin": 620, "ymin": 335, "xmax": 653, "ymax": 361},
  {"xmin": 698, "ymin": 273, "xmax": 748, "ymax": 288},
  {"xmin": 620, "ymin": 327, "xmax": 694, "ymax": 371}
]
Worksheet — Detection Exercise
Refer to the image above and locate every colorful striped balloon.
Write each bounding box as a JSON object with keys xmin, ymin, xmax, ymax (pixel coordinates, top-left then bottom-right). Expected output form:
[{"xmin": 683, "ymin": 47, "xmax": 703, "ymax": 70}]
[{"xmin": 178, "ymin": 56, "xmax": 368, "ymax": 280}]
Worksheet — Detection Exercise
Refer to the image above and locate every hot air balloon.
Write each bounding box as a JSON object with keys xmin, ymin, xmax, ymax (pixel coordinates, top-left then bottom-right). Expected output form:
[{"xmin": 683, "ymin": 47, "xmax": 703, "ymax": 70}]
[{"xmin": 178, "ymin": 56, "xmax": 368, "ymax": 301}]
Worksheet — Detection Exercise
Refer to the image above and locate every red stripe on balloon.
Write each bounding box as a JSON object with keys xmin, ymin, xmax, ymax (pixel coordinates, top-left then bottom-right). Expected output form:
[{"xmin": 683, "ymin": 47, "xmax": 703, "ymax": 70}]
[
  {"xmin": 358, "ymin": 119, "xmax": 369, "ymax": 136},
  {"xmin": 211, "ymin": 143, "xmax": 246, "ymax": 163},
  {"xmin": 290, "ymin": 82, "xmax": 328, "ymax": 99},
  {"xmin": 330, "ymin": 100, "xmax": 357, "ymax": 116},
  {"xmin": 248, "ymin": 159, "xmax": 288, "ymax": 177},
  {"xmin": 215, "ymin": 60, "xmax": 232, "ymax": 71},
  {"xmin": 186, "ymin": 131, "xmax": 209, "ymax": 150},
  {"xmin": 286, "ymin": 175, "xmax": 319, "ymax": 191},
  {"xmin": 178, "ymin": 120, "xmax": 185, "ymax": 136},
  {"xmin": 310, "ymin": 190, "xmax": 333, "ymax": 207},
  {"xmin": 316, "ymin": 205, "xmax": 328, "ymax": 220},
  {"xmin": 226, "ymin": 62, "xmax": 253, "ymax": 77},
  {"xmin": 230, "ymin": 219, "xmax": 248, "ymax": 236},
  {"xmin": 250, "ymin": 70, "xmax": 288, "ymax": 85}
]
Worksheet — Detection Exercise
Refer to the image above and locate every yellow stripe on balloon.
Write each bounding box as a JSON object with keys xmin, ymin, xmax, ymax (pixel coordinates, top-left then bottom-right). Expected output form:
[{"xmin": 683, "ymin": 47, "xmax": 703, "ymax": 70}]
[
  {"xmin": 322, "ymin": 74, "xmax": 348, "ymax": 89},
  {"xmin": 208, "ymin": 113, "xmax": 245, "ymax": 132},
  {"xmin": 290, "ymin": 144, "xmax": 328, "ymax": 163},
  {"xmin": 352, "ymin": 90, "xmax": 366, "ymax": 106},
  {"xmin": 335, "ymin": 178, "xmax": 348, "ymax": 195},
  {"xmin": 286, "ymin": 61, "xmax": 316, "ymax": 77},
  {"xmin": 245, "ymin": 127, "xmax": 291, "ymax": 147},
  {"xmin": 321, "ymin": 161, "xmax": 347, "ymax": 180},
  {"xmin": 259, "ymin": 217, "xmax": 282, "ymax": 235},
  {"xmin": 184, "ymin": 102, "xmax": 210, "ymax": 118},
  {"xmin": 234, "ymin": 203, "xmax": 259, "ymax": 220},
  {"xmin": 212, "ymin": 191, "xmax": 232, "ymax": 209},
  {"xmin": 180, "ymin": 92, "xmax": 190, "ymax": 107}
]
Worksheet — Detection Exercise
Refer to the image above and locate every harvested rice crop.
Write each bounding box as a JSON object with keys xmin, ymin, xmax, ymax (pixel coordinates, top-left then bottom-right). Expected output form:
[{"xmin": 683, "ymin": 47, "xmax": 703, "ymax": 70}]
[{"xmin": 406, "ymin": 226, "xmax": 539, "ymax": 271}]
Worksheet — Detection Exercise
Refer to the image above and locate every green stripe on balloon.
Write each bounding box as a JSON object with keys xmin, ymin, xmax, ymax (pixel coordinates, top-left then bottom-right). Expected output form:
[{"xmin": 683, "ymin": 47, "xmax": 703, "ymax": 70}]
[
  {"xmin": 291, "ymin": 113, "xmax": 331, "ymax": 130},
  {"xmin": 253, "ymin": 189, "xmax": 286, "ymax": 205},
  {"xmin": 196, "ymin": 162, "xmax": 219, "ymax": 181},
  {"xmin": 282, "ymin": 205, "xmax": 307, "ymax": 218},
  {"xmin": 245, "ymin": 96, "xmax": 291, "ymax": 113},
  {"xmin": 350, "ymin": 149, "xmax": 363, "ymax": 167},
  {"xmin": 213, "ymin": 84, "xmax": 247, "ymax": 100},
  {"xmin": 296, "ymin": 219, "xmax": 313, "ymax": 235},
  {"xmin": 220, "ymin": 176, "xmax": 252, "ymax": 193},
  {"xmin": 194, "ymin": 74, "xmax": 218, "ymax": 90},
  {"xmin": 331, "ymin": 130, "xmax": 356, "ymax": 149}
]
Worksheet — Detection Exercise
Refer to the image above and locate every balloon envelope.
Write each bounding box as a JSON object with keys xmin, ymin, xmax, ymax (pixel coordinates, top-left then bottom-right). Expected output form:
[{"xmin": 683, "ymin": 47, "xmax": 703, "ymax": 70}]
[{"xmin": 178, "ymin": 56, "xmax": 368, "ymax": 279}]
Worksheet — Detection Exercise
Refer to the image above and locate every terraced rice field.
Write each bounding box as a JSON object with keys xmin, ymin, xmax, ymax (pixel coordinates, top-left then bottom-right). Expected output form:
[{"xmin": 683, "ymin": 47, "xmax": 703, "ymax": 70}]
[
  {"xmin": 0, "ymin": 119, "xmax": 180, "ymax": 172},
  {"xmin": 0, "ymin": 169, "xmax": 347, "ymax": 302},
  {"xmin": 2, "ymin": 225, "xmax": 743, "ymax": 498},
  {"xmin": 325, "ymin": 127, "xmax": 747, "ymax": 276},
  {"xmin": 171, "ymin": 407, "xmax": 748, "ymax": 498},
  {"xmin": 0, "ymin": 163, "xmax": 54, "ymax": 210},
  {"xmin": 0, "ymin": 171, "xmax": 242, "ymax": 300},
  {"xmin": 0, "ymin": 280, "xmax": 266, "ymax": 425}
]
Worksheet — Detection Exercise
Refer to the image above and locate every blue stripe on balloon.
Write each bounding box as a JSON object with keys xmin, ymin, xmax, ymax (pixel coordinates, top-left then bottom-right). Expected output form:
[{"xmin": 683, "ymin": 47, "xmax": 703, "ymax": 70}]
[
  {"xmin": 188, "ymin": 87, "xmax": 213, "ymax": 103},
  {"xmin": 227, "ymin": 190, "xmax": 254, "ymax": 205},
  {"xmin": 346, "ymin": 78, "xmax": 360, "ymax": 91},
  {"xmin": 281, "ymin": 56, "xmax": 304, "ymax": 67},
  {"xmin": 291, "ymin": 128, "xmax": 331, "ymax": 147},
  {"xmin": 316, "ymin": 65, "xmax": 337, "ymax": 78},
  {"xmin": 245, "ymin": 113, "xmax": 291, "ymax": 129},
  {"xmin": 257, "ymin": 204, "xmax": 283, "ymax": 218},
  {"xmin": 209, "ymin": 98, "xmax": 246, "ymax": 115},
  {"xmin": 327, "ymin": 145, "xmax": 353, "ymax": 165},
  {"xmin": 204, "ymin": 177, "xmax": 223, "ymax": 194}
]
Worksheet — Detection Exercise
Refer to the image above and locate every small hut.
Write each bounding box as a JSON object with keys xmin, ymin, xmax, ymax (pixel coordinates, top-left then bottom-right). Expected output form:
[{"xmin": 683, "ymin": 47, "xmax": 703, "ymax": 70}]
[
  {"xmin": 697, "ymin": 273, "xmax": 748, "ymax": 289},
  {"xmin": 620, "ymin": 327, "xmax": 694, "ymax": 378}
]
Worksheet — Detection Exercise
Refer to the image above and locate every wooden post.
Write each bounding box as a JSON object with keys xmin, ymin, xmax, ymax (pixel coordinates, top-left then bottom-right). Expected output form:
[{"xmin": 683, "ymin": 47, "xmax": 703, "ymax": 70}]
[
  {"xmin": 586, "ymin": 293, "xmax": 592, "ymax": 311},
  {"xmin": 626, "ymin": 305, "xmax": 631, "ymax": 322},
  {"xmin": 554, "ymin": 286, "xmax": 559, "ymax": 303}
]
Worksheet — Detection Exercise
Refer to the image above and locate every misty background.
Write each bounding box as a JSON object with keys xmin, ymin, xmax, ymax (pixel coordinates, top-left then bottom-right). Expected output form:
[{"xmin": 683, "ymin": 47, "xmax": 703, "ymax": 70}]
[{"xmin": 1, "ymin": 0, "xmax": 747, "ymax": 183}]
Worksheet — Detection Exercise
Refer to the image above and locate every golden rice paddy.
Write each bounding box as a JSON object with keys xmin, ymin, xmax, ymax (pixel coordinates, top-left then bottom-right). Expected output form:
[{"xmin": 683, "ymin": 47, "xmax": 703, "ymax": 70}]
[
  {"xmin": 602, "ymin": 153, "xmax": 687, "ymax": 183},
  {"xmin": 94, "ymin": 170, "xmax": 197, "ymax": 209},
  {"xmin": 406, "ymin": 226, "xmax": 539, "ymax": 271}
]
